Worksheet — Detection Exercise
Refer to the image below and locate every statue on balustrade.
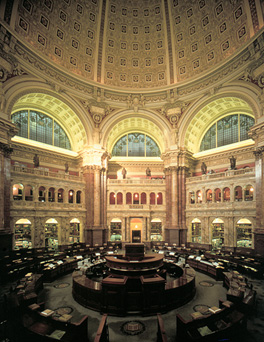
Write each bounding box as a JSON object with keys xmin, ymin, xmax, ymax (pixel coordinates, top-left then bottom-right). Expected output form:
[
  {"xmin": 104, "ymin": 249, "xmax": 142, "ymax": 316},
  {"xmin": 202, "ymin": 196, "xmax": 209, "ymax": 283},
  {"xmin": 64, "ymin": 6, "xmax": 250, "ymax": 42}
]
[
  {"xmin": 229, "ymin": 155, "xmax": 236, "ymax": 170},
  {"xmin": 122, "ymin": 167, "xmax": 127, "ymax": 179},
  {"xmin": 65, "ymin": 162, "xmax": 69, "ymax": 173},
  {"xmin": 33, "ymin": 154, "xmax": 39, "ymax": 168},
  {"xmin": 201, "ymin": 162, "xmax": 207, "ymax": 175},
  {"xmin": 146, "ymin": 167, "xmax": 151, "ymax": 177}
]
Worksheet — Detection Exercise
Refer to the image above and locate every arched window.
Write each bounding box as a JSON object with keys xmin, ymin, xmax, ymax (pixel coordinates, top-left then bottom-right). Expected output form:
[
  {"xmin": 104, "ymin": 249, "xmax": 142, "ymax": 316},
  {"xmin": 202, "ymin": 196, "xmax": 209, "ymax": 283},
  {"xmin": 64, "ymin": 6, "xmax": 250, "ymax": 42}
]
[
  {"xmin": 58, "ymin": 188, "xmax": 64, "ymax": 202},
  {"xmin": 141, "ymin": 192, "xmax": 146, "ymax": 204},
  {"xmin": 189, "ymin": 191, "xmax": 195, "ymax": 204},
  {"xmin": 12, "ymin": 110, "xmax": 71, "ymax": 150},
  {"xmin": 196, "ymin": 190, "xmax": 202, "ymax": 203},
  {"xmin": 110, "ymin": 219, "xmax": 122, "ymax": 242},
  {"xmin": 214, "ymin": 188, "xmax": 221, "ymax": 202},
  {"xmin": 223, "ymin": 187, "xmax": 230, "ymax": 202},
  {"xmin": 68, "ymin": 190, "xmax": 74, "ymax": 203},
  {"xmin": 110, "ymin": 192, "xmax": 116, "ymax": 205},
  {"xmin": 244, "ymin": 185, "xmax": 254, "ymax": 201},
  {"xmin": 235, "ymin": 186, "xmax": 242, "ymax": 201},
  {"xmin": 150, "ymin": 192, "xmax": 156, "ymax": 205},
  {"xmin": 69, "ymin": 218, "xmax": 80, "ymax": 243},
  {"xmin": 76, "ymin": 191, "xmax": 82, "ymax": 204},
  {"xmin": 150, "ymin": 219, "xmax": 162, "ymax": 241},
  {"xmin": 133, "ymin": 193, "xmax": 139, "ymax": 204},
  {"xmin": 200, "ymin": 114, "xmax": 255, "ymax": 151},
  {"xmin": 191, "ymin": 218, "xmax": 201, "ymax": 243},
  {"xmin": 25, "ymin": 185, "xmax": 33, "ymax": 201},
  {"xmin": 126, "ymin": 192, "xmax": 132, "ymax": 204},
  {"xmin": 211, "ymin": 218, "xmax": 224, "ymax": 250},
  {"xmin": 14, "ymin": 218, "xmax": 32, "ymax": 249},
  {"xmin": 236, "ymin": 218, "xmax": 252, "ymax": 248},
  {"xmin": 157, "ymin": 192, "xmax": 162, "ymax": 205},
  {"xmin": 112, "ymin": 133, "xmax": 160, "ymax": 157},
  {"xmin": 13, "ymin": 183, "xmax": 23, "ymax": 200},
  {"xmin": 48, "ymin": 187, "xmax": 55, "ymax": 202},
  {"xmin": 206, "ymin": 189, "xmax": 212, "ymax": 202},
  {"xmin": 45, "ymin": 218, "xmax": 59, "ymax": 249},
  {"xmin": 38, "ymin": 186, "xmax": 45, "ymax": 202},
  {"xmin": 117, "ymin": 192, "xmax": 123, "ymax": 204}
]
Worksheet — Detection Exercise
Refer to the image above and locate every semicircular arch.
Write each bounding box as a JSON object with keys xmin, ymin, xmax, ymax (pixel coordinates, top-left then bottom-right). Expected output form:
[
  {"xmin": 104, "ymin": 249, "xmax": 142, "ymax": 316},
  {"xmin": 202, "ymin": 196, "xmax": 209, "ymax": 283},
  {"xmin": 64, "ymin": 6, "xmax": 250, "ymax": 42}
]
[
  {"xmin": 5, "ymin": 77, "xmax": 92, "ymax": 151},
  {"xmin": 101, "ymin": 110, "xmax": 171, "ymax": 155},
  {"xmin": 180, "ymin": 89, "xmax": 259, "ymax": 154}
]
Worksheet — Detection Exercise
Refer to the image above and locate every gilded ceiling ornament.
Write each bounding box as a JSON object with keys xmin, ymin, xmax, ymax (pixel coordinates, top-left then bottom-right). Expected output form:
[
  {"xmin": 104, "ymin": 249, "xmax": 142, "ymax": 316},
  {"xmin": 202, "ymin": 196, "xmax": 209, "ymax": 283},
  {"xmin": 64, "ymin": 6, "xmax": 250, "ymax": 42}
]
[{"xmin": 257, "ymin": 74, "xmax": 264, "ymax": 88}]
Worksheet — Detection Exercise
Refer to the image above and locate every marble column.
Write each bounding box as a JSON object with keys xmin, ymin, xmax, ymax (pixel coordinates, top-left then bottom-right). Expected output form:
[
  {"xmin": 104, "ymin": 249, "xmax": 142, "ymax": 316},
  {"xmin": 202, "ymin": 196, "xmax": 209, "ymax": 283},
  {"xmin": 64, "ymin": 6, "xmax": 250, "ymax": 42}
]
[
  {"xmin": 253, "ymin": 146, "xmax": 264, "ymax": 254},
  {"xmin": 0, "ymin": 142, "xmax": 13, "ymax": 233},
  {"xmin": 164, "ymin": 166, "xmax": 179, "ymax": 244},
  {"xmin": 94, "ymin": 166, "xmax": 101, "ymax": 227}
]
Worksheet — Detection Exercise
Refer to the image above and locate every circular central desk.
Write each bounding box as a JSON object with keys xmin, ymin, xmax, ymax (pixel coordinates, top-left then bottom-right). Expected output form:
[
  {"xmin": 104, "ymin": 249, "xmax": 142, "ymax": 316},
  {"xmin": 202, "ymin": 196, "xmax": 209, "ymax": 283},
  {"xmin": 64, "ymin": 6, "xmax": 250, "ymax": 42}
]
[{"xmin": 72, "ymin": 253, "xmax": 196, "ymax": 316}]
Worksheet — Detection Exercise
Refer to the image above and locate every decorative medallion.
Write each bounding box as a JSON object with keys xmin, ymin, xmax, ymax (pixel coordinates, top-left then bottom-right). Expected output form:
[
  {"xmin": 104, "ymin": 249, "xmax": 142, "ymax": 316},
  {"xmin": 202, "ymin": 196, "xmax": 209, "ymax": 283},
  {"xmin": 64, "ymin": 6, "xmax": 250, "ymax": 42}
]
[{"xmin": 120, "ymin": 321, "xmax": 145, "ymax": 336}]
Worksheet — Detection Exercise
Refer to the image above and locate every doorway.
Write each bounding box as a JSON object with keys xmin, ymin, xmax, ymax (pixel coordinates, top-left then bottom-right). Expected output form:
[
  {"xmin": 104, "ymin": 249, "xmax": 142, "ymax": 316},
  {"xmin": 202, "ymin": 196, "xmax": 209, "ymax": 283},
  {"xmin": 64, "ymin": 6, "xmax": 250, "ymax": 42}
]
[
  {"xmin": 132, "ymin": 230, "xmax": 141, "ymax": 243},
  {"xmin": 130, "ymin": 218, "xmax": 142, "ymax": 243}
]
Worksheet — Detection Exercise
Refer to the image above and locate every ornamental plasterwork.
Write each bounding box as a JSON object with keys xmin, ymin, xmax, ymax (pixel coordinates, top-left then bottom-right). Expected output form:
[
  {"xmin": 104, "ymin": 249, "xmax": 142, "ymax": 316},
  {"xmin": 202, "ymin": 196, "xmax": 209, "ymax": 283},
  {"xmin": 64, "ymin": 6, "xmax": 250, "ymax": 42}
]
[
  {"xmin": 0, "ymin": 21, "xmax": 259, "ymax": 105},
  {"xmin": 80, "ymin": 99, "xmax": 114, "ymax": 127}
]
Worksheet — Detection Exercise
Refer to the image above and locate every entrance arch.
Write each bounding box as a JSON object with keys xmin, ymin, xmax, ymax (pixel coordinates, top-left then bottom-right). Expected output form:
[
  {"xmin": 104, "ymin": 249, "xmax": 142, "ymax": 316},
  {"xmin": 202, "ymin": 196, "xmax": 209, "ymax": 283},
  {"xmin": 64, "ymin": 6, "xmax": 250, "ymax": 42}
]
[
  {"xmin": 45, "ymin": 218, "xmax": 59, "ymax": 249},
  {"xmin": 211, "ymin": 218, "xmax": 224, "ymax": 250},
  {"xmin": 130, "ymin": 218, "xmax": 142, "ymax": 243},
  {"xmin": 14, "ymin": 218, "xmax": 32, "ymax": 249}
]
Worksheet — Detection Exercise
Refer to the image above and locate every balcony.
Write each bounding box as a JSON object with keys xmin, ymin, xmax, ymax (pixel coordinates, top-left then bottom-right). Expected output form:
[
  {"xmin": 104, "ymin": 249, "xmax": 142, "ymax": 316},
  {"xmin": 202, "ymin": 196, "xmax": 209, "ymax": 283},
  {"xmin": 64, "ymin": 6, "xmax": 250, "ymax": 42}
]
[
  {"xmin": 108, "ymin": 178, "xmax": 165, "ymax": 185},
  {"xmin": 11, "ymin": 165, "xmax": 83, "ymax": 182},
  {"xmin": 186, "ymin": 167, "xmax": 255, "ymax": 184}
]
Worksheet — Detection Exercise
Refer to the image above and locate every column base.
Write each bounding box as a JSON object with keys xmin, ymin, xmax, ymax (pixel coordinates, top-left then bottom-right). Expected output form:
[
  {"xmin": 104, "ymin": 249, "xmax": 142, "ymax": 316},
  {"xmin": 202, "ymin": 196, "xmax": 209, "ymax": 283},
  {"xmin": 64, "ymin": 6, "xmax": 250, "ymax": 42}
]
[
  {"xmin": 254, "ymin": 229, "xmax": 264, "ymax": 256},
  {"xmin": 84, "ymin": 226, "xmax": 108, "ymax": 246}
]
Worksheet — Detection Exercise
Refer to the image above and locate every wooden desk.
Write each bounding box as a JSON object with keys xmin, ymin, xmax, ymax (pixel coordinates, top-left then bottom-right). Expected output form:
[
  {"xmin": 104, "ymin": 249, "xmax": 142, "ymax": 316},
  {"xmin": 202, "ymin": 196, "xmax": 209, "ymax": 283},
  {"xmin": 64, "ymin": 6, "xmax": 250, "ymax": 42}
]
[
  {"xmin": 21, "ymin": 305, "xmax": 88, "ymax": 342},
  {"xmin": 177, "ymin": 304, "xmax": 246, "ymax": 341}
]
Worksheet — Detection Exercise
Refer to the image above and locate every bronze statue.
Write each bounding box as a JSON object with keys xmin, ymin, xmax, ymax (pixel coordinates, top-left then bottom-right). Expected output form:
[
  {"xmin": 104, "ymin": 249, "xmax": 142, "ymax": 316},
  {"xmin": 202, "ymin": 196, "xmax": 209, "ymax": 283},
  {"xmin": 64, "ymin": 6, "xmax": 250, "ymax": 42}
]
[
  {"xmin": 201, "ymin": 162, "xmax": 207, "ymax": 175},
  {"xmin": 146, "ymin": 167, "xmax": 151, "ymax": 177},
  {"xmin": 229, "ymin": 155, "xmax": 236, "ymax": 170},
  {"xmin": 33, "ymin": 154, "xmax": 39, "ymax": 168},
  {"xmin": 122, "ymin": 167, "xmax": 127, "ymax": 179}
]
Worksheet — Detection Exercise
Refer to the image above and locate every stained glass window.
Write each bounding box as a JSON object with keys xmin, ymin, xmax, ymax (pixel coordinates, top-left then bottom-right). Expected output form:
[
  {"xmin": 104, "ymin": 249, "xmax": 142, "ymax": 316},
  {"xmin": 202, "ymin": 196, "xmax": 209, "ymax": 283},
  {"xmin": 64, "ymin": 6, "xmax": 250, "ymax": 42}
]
[
  {"xmin": 200, "ymin": 114, "xmax": 254, "ymax": 152},
  {"xmin": 112, "ymin": 133, "xmax": 160, "ymax": 157},
  {"xmin": 12, "ymin": 110, "xmax": 71, "ymax": 150},
  {"xmin": 200, "ymin": 124, "xmax": 216, "ymax": 151},
  {"xmin": 12, "ymin": 111, "xmax": 28, "ymax": 138},
  {"xmin": 240, "ymin": 114, "xmax": 255, "ymax": 141}
]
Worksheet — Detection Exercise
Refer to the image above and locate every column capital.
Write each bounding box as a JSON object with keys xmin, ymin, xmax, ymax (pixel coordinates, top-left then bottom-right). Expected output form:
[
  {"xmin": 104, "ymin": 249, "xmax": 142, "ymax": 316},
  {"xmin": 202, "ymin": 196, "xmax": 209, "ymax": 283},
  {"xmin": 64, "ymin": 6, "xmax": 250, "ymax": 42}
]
[
  {"xmin": 253, "ymin": 146, "xmax": 264, "ymax": 159},
  {"xmin": 82, "ymin": 164, "xmax": 102, "ymax": 174},
  {"xmin": 249, "ymin": 122, "xmax": 264, "ymax": 143},
  {"xmin": 79, "ymin": 146, "xmax": 110, "ymax": 169}
]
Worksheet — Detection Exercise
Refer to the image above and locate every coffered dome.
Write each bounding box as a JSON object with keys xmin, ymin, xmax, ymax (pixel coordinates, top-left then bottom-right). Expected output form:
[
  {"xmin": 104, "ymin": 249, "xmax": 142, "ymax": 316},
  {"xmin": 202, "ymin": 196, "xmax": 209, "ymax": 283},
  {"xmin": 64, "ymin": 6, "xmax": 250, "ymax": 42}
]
[{"xmin": 13, "ymin": 0, "xmax": 263, "ymax": 90}]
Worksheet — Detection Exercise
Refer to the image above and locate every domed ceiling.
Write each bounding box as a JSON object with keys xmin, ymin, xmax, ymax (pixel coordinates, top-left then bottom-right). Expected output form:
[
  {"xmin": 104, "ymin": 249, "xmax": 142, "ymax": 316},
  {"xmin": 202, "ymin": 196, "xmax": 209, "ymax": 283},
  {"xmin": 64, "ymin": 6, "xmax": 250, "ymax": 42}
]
[{"xmin": 13, "ymin": 0, "xmax": 263, "ymax": 89}]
